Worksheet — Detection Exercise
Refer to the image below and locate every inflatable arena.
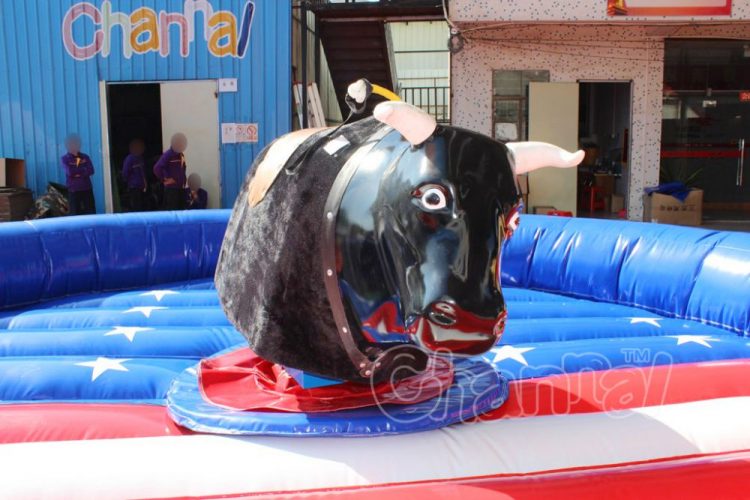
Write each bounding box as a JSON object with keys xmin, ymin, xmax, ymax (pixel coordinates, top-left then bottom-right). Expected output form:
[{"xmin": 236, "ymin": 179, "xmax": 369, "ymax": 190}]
[{"xmin": 1, "ymin": 97, "xmax": 750, "ymax": 498}]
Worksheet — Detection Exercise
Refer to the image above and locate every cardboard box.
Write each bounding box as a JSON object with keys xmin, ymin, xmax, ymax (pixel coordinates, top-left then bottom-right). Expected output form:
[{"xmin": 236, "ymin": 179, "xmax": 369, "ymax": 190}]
[
  {"xmin": 0, "ymin": 188, "xmax": 33, "ymax": 222},
  {"xmin": 533, "ymin": 205, "xmax": 556, "ymax": 215},
  {"xmin": 643, "ymin": 189, "xmax": 703, "ymax": 226},
  {"xmin": 0, "ymin": 159, "xmax": 26, "ymax": 188},
  {"xmin": 611, "ymin": 194, "xmax": 625, "ymax": 213}
]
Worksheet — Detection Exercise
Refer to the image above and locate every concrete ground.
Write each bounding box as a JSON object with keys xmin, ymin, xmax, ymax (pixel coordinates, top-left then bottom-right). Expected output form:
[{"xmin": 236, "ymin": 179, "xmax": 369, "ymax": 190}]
[{"xmin": 578, "ymin": 211, "xmax": 750, "ymax": 233}]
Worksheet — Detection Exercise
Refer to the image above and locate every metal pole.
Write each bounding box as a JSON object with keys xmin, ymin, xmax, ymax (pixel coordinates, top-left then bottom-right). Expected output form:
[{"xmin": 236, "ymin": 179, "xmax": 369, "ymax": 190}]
[
  {"xmin": 301, "ymin": 0, "xmax": 309, "ymax": 128},
  {"xmin": 314, "ymin": 15, "xmax": 321, "ymax": 88}
]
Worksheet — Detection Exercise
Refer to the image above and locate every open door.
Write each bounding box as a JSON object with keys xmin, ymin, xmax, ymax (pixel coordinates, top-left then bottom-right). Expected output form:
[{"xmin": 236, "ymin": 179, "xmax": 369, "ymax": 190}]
[
  {"xmin": 160, "ymin": 81, "xmax": 221, "ymax": 209},
  {"xmin": 528, "ymin": 82, "xmax": 579, "ymax": 215}
]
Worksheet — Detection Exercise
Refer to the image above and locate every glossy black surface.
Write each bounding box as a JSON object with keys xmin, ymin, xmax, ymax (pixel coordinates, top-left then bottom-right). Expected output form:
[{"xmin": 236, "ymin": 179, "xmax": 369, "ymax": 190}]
[{"xmin": 336, "ymin": 125, "xmax": 520, "ymax": 356}]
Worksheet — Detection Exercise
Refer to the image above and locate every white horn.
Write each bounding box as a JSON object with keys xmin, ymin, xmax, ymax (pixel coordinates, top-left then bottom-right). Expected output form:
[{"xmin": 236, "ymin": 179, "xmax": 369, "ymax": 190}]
[
  {"xmin": 506, "ymin": 141, "xmax": 585, "ymax": 175},
  {"xmin": 373, "ymin": 101, "xmax": 437, "ymax": 146}
]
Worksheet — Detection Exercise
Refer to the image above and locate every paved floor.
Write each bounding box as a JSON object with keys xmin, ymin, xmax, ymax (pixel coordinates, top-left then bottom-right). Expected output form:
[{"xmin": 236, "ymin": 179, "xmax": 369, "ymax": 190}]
[
  {"xmin": 578, "ymin": 211, "xmax": 750, "ymax": 233},
  {"xmin": 702, "ymin": 220, "xmax": 750, "ymax": 233}
]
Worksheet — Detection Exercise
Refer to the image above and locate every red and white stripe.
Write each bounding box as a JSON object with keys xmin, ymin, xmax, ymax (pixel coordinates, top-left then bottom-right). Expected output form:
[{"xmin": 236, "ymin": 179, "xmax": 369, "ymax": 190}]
[{"xmin": 1, "ymin": 360, "xmax": 750, "ymax": 498}]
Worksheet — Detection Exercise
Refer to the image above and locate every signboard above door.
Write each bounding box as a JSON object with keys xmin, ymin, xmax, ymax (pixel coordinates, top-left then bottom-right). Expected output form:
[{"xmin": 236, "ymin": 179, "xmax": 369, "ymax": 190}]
[{"xmin": 607, "ymin": 0, "xmax": 731, "ymax": 16}]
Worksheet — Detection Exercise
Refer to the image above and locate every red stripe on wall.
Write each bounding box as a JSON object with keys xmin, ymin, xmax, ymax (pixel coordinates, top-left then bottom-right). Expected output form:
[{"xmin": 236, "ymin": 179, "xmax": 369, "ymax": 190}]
[{"xmin": 661, "ymin": 150, "xmax": 743, "ymax": 159}]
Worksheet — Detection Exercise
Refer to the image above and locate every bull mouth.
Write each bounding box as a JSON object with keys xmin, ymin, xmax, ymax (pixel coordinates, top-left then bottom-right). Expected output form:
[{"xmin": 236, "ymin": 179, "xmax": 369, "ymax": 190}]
[{"xmin": 410, "ymin": 302, "xmax": 506, "ymax": 356}]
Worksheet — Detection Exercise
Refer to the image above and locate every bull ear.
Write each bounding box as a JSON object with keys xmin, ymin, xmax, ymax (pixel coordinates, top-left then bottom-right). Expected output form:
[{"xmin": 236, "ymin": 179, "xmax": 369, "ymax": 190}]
[
  {"xmin": 373, "ymin": 101, "xmax": 437, "ymax": 146},
  {"xmin": 506, "ymin": 142, "xmax": 585, "ymax": 175}
]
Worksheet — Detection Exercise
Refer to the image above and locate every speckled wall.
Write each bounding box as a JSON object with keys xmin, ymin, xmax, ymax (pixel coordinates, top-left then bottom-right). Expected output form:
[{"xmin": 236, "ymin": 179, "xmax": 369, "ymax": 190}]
[
  {"xmin": 452, "ymin": 26, "xmax": 663, "ymax": 220},
  {"xmin": 451, "ymin": 23, "xmax": 750, "ymax": 220}
]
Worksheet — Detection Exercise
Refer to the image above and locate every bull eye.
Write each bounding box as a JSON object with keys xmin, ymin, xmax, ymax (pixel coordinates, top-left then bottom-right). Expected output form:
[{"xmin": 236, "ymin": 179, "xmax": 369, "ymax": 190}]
[{"xmin": 413, "ymin": 184, "xmax": 449, "ymax": 212}]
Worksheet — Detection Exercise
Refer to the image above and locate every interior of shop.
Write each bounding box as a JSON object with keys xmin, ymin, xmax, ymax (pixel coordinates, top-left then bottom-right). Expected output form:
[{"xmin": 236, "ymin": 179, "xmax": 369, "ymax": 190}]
[
  {"xmin": 577, "ymin": 81, "xmax": 632, "ymax": 219},
  {"xmin": 662, "ymin": 39, "xmax": 750, "ymax": 224}
]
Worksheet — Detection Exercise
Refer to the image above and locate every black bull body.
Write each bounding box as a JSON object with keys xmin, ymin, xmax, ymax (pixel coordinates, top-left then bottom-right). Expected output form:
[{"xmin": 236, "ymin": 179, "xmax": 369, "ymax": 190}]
[{"xmin": 216, "ymin": 116, "xmax": 521, "ymax": 383}]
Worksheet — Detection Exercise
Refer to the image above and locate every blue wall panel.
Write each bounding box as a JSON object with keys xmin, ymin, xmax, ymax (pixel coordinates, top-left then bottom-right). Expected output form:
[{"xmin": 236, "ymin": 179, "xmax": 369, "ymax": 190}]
[{"xmin": 0, "ymin": 0, "xmax": 291, "ymax": 210}]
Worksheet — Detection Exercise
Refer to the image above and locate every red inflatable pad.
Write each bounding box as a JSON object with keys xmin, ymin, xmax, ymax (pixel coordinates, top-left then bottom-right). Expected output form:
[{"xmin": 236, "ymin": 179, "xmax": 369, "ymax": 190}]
[
  {"xmin": 209, "ymin": 450, "xmax": 750, "ymax": 500},
  {"xmin": 198, "ymin": 348, "xmax": 454, "ymax": 412}
]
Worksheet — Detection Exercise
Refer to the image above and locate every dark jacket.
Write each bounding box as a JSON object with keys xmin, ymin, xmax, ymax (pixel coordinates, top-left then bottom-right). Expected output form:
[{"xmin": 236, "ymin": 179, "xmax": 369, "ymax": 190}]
[
  {"xmin": 61, "ymin": 153, "xmax": 94, "ymax": 192},
  {"xmin": 153, "ymin": 148, "xmax": 186, "ymax": 189},
  {"xmin": 122, "ymin": 154, "xmax": 146, "ymax": 190}
]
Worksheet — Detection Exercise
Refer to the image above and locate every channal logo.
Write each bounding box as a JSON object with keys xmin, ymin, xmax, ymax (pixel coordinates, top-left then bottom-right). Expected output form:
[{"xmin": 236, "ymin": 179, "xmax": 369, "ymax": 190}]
[{"xmin": 62, "ymin": 1, "xmax": 255, "ymax": 60}]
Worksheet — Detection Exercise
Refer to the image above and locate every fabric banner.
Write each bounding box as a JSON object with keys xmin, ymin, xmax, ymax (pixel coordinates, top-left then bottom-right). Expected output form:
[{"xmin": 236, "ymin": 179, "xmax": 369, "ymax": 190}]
[{"xmin": 607, "ymin": 0, "xmax": 731, "ymax": 16}]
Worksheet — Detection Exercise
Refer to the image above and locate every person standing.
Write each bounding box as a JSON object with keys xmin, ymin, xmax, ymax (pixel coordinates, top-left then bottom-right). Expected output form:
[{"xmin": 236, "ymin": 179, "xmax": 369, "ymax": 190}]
[
  {"xmin": 61, "ymin": 134, "xmax": 96, "ymax": 215},
  {"xmin": 122, "ymin": 139, "xmax": 147, "ymax": 212},
  {"xmin": 186, "ymin": 173, "xmax": 208, "ymax": 210},
  {"xmin": 154, "ymin": 133, "xmax": 188, "ymax": 211}
]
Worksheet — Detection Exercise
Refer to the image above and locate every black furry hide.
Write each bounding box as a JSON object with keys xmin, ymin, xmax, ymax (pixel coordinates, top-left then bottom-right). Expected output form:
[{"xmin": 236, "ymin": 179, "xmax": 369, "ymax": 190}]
[{"xmin": 216, "ymin": 118, "xmax": 385, "ymax": 382}]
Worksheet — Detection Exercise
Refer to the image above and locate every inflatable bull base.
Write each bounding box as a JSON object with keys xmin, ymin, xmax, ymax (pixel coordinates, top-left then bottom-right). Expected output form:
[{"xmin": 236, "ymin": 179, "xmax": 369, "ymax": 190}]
[{"xmin": 167, "ymin": 345, "xmax": 509, "ymax": 436}]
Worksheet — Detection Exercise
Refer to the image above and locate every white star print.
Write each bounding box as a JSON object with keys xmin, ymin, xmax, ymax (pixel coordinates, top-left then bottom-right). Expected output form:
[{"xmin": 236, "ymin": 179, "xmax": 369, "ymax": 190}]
[
  {"xmin": 75, "ymin": 357, "xmax": 132, "ymax": 381},
  {"xmin": 123, "ymin": 306, "xmax": 166, "ymax": 318},
  {"xmin": 139, "ymin": 290, "xmax": 178, "ymax": 302},
  {"xmin": 667, "ymin": 335, "xmax": 720, "ymax": 348},
  {"xmin": 487, "ymin": 345, "xmax": 535, "ymax": 366},
  {"xmin": 629, "ymin": 317, "xmax": 662, "ymax": 327},
  {"xmin": 103, "ymin": 326, "xmax": 155, "ymax": 342}
]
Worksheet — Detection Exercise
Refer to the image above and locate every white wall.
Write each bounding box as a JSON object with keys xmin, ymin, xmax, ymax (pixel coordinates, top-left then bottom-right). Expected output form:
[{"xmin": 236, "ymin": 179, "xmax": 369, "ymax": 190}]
[{"xmin": 452, "ymin": 25, "xmax": 664, "ymax": 220}]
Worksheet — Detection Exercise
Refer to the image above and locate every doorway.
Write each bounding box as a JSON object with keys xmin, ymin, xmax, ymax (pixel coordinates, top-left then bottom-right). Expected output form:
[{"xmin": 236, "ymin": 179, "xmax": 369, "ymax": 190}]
[
  {"xmin": 107, "ymin": 83, "xmax": 163, "ymax": 213},
  {"xmin": 106, "ymin": 80, "xmax": 221, "ymax": 213},
  {"xmin": 528, "ymin": 82, "xmax": 580, "ymax": 215},
  {"xmin": 577, "ymin": 81, "xmax": 632, "ymax": 219},
  {"xmin": 523, "ymin": 80, "xmax": 632, "ymax": 217},
  {"xmin": 663, "ymin": 39, "xmax": 750, "ymax": 223}
]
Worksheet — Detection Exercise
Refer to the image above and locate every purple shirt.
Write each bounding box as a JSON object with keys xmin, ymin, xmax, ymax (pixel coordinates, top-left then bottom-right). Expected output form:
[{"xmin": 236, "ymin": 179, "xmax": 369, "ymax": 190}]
[
  {"xmin": 153, "ymin": 148, "xmax": 186, "ymax": 190},
  {"xmin": 186, "ymin": 188, "xmax": 208, "ymax": 210},
  {"xmin": 61, "ymin": 152, "xmax": 94, "ymax": 192},
  {"xmin": 122, "ymin": 154, "xmax": 146, "ymax": 190}
]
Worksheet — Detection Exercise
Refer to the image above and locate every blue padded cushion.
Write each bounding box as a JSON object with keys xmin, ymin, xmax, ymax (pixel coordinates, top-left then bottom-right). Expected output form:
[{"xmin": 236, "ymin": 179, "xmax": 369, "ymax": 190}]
[
  {"xmin": 0, "ymin": 211, "xmax": 229, "ymax": 310},
  {"xmin": 503, "ymin": 215, "xmax": 750, "ymax": 335}
]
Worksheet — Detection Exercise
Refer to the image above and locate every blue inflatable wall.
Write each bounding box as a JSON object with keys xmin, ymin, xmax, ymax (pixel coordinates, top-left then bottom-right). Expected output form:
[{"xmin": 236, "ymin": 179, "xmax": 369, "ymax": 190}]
[
  {"xmin": 502, "ymin": 215, "xmax": 750, "ymax": 336},
  {"xmin": 0, "ymin": 211, "xmax": 229, "ymax": 311},
  {"xmin": 2, "ymin": 211, "xmax": 749, "ymax": 339}
]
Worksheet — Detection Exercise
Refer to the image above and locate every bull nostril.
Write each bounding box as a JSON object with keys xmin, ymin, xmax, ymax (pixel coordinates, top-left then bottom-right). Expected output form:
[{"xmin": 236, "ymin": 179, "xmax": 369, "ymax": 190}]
[{"xmin": 429, "ymin": 310, "xmax": 457, "ymax": 326}]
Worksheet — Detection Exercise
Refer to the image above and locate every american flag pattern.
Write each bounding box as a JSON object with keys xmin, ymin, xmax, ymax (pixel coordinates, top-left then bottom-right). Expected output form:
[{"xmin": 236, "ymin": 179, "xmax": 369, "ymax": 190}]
[{"xmin": 1, "ymin": 212, "xmax": 749, "ymax": 498}]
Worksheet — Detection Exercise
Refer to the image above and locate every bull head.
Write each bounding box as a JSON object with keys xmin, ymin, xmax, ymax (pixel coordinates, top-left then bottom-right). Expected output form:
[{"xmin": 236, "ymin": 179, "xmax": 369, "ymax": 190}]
[{"xmin": 216, "ymin": 100, "xmax": 582, "ymax": 383}]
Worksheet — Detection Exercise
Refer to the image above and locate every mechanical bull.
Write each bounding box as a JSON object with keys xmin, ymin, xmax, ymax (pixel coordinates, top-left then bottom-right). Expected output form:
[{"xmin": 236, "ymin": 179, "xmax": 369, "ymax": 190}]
[{"xmin": 216, "ymin": 99, "xmax": 583, "ymax": 383}]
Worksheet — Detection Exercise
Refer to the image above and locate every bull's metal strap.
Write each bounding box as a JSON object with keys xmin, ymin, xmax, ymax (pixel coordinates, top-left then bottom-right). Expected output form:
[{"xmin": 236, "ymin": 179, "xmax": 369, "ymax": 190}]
[{"xmin": 320, "ymin": 126, "xmax": 392, "ymax": 378}]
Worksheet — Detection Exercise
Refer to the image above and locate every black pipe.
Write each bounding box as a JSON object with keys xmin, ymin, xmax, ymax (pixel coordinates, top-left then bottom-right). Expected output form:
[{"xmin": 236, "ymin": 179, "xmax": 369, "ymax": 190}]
[
  {"xmin": 301, "ymin": 0, "xmax": 309, "ymax": 128},
  {"xmin": 314, "ymin": 15, "xmax": 321, "ymax": 89}
]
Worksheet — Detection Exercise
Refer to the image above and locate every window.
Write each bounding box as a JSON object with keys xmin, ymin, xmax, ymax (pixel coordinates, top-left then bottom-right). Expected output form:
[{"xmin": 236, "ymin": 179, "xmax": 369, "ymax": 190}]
[{"xmin": 492, "ymin": 70, "xmax": 549, "ymax": 141}]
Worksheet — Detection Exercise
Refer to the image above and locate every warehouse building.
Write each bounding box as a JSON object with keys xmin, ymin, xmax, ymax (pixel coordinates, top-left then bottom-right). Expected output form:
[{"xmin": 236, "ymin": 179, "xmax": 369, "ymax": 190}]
[{"xmin": 0, "ymin": 0, "xmax": 291, "ymax": 212}]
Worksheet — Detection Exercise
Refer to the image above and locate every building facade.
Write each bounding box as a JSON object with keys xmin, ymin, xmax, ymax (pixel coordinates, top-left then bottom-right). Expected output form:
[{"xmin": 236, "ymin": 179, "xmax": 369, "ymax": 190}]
[
  {"xmin": 449, "ymin": 0, "xmax": 750, "ymax": 221},
  {"xmin": 0, "ymin": 0, "xmax": 291, "ymax": 212}
]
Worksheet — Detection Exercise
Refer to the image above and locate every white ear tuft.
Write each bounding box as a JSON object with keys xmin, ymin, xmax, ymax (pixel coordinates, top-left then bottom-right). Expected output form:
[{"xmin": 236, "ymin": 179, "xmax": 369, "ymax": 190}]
[
  {"xmin": 373, "ymin": 101, "xmax": 437, "ymax": 146},
  {"xmin": 347, "ymin": 79, "xmax": 369, "ymax": 104},
  {"xmin": 506, "ymin": 141, "xmax": 585, "ymax": 175}
]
